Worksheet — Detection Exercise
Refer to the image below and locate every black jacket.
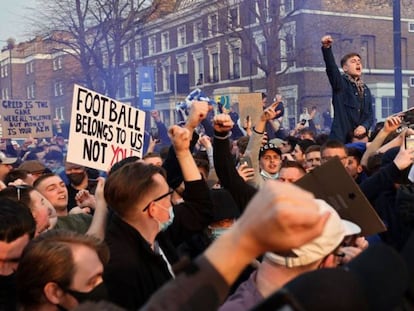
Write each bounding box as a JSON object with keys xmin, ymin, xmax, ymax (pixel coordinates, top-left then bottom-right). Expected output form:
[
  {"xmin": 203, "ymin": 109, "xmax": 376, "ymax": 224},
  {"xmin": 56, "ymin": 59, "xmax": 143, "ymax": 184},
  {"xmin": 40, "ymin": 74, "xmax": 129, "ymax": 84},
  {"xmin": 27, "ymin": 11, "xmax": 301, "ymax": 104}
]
[{"xmin": 322, "ymin": 46, "xmax": 374, "ymax": 143}]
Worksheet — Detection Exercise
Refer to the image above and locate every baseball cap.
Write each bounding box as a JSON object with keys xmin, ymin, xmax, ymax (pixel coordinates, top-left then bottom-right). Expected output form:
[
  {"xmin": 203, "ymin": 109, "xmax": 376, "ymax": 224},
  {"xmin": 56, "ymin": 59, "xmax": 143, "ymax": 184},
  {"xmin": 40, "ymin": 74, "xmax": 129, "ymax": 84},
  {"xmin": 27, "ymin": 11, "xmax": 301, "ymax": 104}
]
[
  {"xmin": 268, "ymin": 138, "xmax": 284, "ymax": 148},
  {"xmin": 0, "ymin": 152, "xmax": 17, "ymax": 165},
  {"xmin": 265, "ymin": 199, "xmax": 361, "ymax": 268},
  {"xmin": 259, "ymin": 143, "xmax": 282, "ymax": 159}
]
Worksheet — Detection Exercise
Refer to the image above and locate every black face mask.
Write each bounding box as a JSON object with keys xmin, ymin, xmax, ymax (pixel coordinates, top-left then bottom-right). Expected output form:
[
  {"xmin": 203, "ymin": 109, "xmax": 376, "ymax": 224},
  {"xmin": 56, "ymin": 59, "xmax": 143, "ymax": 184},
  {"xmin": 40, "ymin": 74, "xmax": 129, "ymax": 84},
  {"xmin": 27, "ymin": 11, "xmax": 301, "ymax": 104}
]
[
  {"xmin": 67, "ymin": 172, "xmax": 86, "ymax": 186},
  {"xmin": 0, "ymin": 272, "xmax": 16, "ymax": 287},
  {"xmin": 64, "ymin": 282, "xmax": 108, "ymax": 304}
]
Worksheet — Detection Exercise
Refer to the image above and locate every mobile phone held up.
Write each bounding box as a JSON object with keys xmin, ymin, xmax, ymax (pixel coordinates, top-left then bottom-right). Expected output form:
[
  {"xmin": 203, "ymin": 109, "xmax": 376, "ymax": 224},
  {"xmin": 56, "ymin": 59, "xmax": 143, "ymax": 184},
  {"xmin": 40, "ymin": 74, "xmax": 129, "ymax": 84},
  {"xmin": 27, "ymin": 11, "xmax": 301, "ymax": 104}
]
[
  {"xmin": 405, "ymin": 135, "xmax": 414, "ymax": 149},
  {"xmin": 239, "ymin": 156, "xmax": 253, "ymax": 169}
]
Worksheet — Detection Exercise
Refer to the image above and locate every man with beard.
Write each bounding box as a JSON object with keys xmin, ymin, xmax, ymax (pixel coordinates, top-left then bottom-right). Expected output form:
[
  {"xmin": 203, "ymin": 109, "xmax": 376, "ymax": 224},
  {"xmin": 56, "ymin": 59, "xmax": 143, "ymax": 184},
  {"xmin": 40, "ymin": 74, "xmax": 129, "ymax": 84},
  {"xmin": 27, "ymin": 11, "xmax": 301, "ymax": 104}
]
[
  {"xmin": 0, "ymin": 198, "xmax": 36, "ymax": 311},
  {"xmin": 65, "ymin": 162, "xmax": 99, "ymax": 212}
]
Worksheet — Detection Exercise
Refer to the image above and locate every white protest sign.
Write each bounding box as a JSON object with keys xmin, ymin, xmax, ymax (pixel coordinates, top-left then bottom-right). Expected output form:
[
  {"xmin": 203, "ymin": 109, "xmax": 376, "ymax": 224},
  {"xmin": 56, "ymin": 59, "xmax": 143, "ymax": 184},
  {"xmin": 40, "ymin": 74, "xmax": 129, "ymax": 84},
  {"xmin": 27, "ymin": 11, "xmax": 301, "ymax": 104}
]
[
  {"xmin": 0, "ymin": 100, "xmax": 53, "ymax": 138},
  {"xmin": 67, "ymin": 85, "xmax": 146, "ymax": 171}
]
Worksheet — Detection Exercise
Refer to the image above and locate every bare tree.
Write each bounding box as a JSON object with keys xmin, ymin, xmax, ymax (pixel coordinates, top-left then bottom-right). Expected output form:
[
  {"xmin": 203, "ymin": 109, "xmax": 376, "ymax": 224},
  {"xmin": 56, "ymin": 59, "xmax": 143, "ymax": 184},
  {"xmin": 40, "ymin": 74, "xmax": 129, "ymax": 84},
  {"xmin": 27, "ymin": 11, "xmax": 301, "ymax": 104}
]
[
  {"xmin": 214, "ymin": 0, "xmax": 298, "ymax": 100},
  {"xmin": 28, "ymin": 0, "xmax": 163, "ymax": 98}
]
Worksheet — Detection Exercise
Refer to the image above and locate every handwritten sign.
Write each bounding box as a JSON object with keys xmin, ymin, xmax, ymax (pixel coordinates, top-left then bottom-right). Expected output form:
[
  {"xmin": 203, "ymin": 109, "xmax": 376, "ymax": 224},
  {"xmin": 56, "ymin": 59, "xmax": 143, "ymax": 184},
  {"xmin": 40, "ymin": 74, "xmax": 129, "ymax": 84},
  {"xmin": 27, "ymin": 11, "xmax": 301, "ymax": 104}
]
[
  {"xmin": 0, "ymin": 100, "xmax": 52, "ymax": 138},
  {"xmin": 67, "ymin": 85, "xmax": 146, "ymax": 171}
]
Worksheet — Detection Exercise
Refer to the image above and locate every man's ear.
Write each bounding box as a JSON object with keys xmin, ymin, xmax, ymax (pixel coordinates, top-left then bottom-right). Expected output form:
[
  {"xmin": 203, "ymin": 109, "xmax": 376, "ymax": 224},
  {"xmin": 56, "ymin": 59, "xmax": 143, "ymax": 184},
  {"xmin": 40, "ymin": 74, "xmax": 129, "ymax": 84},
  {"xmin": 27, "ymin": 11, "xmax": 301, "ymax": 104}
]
[
  {"xmin": 342, "ymin": 64, "xmax": 349, "ymax": 73},
  {"xmin": 44, "ymin": 282, "xmax": 64, "ymax": 305}
]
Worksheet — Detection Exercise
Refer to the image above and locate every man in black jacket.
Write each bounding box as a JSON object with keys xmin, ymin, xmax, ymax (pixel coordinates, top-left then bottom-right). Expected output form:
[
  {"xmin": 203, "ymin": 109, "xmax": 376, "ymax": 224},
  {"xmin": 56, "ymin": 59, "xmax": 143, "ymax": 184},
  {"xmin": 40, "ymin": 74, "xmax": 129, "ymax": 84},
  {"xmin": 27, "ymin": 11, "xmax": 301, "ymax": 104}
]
[
  {"xmin": 321, "ymin": 35, "xmax": 374, "ymax": 143},
  {"xmin": 103, "ymin": 121, "xmax": 213, "ymax": 310}
]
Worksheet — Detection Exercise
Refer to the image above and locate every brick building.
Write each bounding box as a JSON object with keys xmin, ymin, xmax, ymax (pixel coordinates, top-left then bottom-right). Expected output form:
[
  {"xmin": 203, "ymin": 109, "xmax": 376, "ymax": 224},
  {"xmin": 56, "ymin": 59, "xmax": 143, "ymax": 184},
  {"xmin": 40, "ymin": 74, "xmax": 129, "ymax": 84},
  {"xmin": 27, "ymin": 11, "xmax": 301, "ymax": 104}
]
[{"xmin": 1, "ymin": 0, "xmax": 414, "ymax": 134}]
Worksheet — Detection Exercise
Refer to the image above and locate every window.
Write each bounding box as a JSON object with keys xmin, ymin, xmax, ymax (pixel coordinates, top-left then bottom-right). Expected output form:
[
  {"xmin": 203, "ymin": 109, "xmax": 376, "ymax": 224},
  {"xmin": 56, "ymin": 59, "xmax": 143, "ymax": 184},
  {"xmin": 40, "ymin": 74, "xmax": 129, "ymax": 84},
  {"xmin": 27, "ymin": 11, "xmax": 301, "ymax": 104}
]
[
  {"xmin": 381, "ymin": 97, "xmax": 395, "ymax": 118},
  {"xmin": 410, "ymin": 77, "xmax": 414, "ymax": 87},
  {"xmin": 26, "ymin": 84, "xmax": 35, "ymax": 99},
  {"xmin": 209, "ymin": 14, "xmax": 218, "ymax": 36},
  {"xmin": 1, "ymin": 88, "xmax": 9, "ymax": 99},
  {"xmin": 26, "ymin": 62, "xmax": 34, "ymax": 74},
  {"xmin": 124, "ymin": 75, "xmax": 131, "ymax": 98},
  {"xmin": 281, "ymin": 0, "xmax": 294, "ymax": 15},
  {"xmin": 52, "ymin": 57, "xmax": 62, "ymax": 71},
  {"xmin": 279, "ymin": 22, "xmax": 296, "ymax": 70},
  {"xmin": 409, "ymin": 22, "xmax": 414, "ymax": 32},
  {"xmin": 162, "ymin": 63, "xmax": 170, "ymax": 91},
  {"xmin": 193, "ymin": 52, "xmax": 204, "ymax": 85},
  {"xmin": 161, "ymin": 32, "xmax": 170, "ymax": 51},
  {"xmin": 212, "ymin": 53, "xmax": 219, "ymax": 82},
  {"xmin": 54, "ymin": 82, "xmax": 63, "ymax": 97},
  {"xmin": 177, "ymin": 53, "xmax": 188, "ymax": 74},
  {"xmin": 55, "ymin": 107, "xmax": 65, "ymax": 121},
  {"xmin": 232, "ymin": 47, "xmax": 241, "ymax": 79},
  {"xmin": 148, "ymin": 35, "xmax": 156, "ymax": 55},
  {"xmin": 0, "ymin": 62, "xmax": 8, "ymax": 78},
  {"xmin": 177, "ymin": 26, "xmax": 186, "ymax": 46},
  {"xmin": 194, "ymin": 21, "xmax": 203, "ymax": 42},
  {"xmin": 135, "ymin": 40, "xmax": 142, "ymax": 59},
  {"xmin": 123, "ymin": 44, "xmax": 130, "ymax": 62},
  {"xmin": 229, "ymin": 6, "xmax": 239, "ymax": 28}
]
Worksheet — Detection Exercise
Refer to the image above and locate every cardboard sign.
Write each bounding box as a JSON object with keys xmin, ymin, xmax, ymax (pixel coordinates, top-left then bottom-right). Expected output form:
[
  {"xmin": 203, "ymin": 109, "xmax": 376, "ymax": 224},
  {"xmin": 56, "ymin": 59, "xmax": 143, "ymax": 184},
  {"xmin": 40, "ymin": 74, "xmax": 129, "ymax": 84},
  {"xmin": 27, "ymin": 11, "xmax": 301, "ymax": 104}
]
[
  {"xmin": 0, "ymin": 100, "xmax": 52, "ymax": 138},
  {"xmin": 295, "ymin": 157, "xmax": 386, "ymax": 236},
  {"xmin": 67, "ymin": 85, "xmax": 146, "ymax": 171},
  {"xmin": 236, "ymin": 93, "xmax": 263, "ymax": 123}
]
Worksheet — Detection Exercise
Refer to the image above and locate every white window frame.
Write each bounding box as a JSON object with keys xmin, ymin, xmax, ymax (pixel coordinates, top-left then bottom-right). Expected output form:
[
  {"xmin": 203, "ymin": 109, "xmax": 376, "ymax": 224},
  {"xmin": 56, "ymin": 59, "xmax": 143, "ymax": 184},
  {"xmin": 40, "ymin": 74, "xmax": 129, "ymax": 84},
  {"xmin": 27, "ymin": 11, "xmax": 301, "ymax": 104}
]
[
  {"xmin": 176, "ymin": 53, "xmax": 188, "ymax": 74},
  {"xmin": 135, "ymin": 40, "xmax": 142, "ymax": 59},
  {"xmin": 408, "ymin": 21, "xmax": 414, "ymax": 32},
  {"xmin": 54, "ymin": 81, "xmax": 63, "ymax": 97},
  {"xmin": 207, "ymin": 44, "xmax": 220, "ymax": 82},
  {"xmin": 53, "ymin": 57, "xmax": 62, "ymax": 71},
  {"xmin": 194, "ymin": 21, "xmax": 203, "ymax": 42},
  {"xmin": 209, "ymin": 13, "xmax": 218, "ymax": 37},
  {"xmin": 148, "ymin": 35, "xmax": 156, "ymax": 55},
  {"xmin": 228, "ymin": 5, "xmax": 240, "ymax": 28},
  {"xmin": 279, "ymin": 21, "xmax": 296, "ymax": 71},
  {"xmin": 177, "ymin": 26, "xmax": 186, "ymax": 47},
  {"xmin": 161, "ymin": 32, "xmax": 170, "ymax": 51},
  {"xmin": 123, "ymin": 44, "xmax": 130, "ymax": 62},
  {"xmin": 192, "ymin": 49, "xmax": 204, "ymax": 85}
]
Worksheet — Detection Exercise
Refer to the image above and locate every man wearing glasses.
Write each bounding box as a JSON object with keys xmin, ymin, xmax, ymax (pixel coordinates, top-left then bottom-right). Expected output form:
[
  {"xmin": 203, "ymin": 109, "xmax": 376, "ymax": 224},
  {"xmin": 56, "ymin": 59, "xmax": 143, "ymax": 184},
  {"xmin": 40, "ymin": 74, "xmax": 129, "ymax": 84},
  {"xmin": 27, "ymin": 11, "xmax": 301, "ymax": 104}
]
[{"xmin": 103, "ymin": 125, "xmax": 213, "ymax": 310}]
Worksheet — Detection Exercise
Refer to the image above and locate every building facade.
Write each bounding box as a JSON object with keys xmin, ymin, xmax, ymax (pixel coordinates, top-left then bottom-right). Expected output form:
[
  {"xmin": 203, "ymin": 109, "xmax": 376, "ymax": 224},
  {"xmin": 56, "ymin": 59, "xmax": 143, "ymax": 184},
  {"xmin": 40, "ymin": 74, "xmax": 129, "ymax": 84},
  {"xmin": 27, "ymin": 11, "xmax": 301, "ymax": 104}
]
[{"xmin": 1, "ymin": 0, "xmax": 414, "ymax": 135}]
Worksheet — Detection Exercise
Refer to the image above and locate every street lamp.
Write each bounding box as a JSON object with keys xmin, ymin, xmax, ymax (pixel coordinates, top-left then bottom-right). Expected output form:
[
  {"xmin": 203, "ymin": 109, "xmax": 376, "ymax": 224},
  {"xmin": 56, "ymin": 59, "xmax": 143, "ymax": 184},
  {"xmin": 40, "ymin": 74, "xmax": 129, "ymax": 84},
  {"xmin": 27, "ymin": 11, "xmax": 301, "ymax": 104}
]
[{"xmin": 6, "ymin": 38, "xmax": 15, "ymax": 99}]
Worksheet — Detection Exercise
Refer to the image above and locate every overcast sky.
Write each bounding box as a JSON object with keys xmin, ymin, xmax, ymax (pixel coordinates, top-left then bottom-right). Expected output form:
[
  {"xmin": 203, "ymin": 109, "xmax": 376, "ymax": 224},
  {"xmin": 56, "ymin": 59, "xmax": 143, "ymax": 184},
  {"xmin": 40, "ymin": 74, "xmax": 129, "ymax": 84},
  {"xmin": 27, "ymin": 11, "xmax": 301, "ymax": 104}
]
[{"xmin": 0, "ymin": 0, "xmax": 37, "ymax": 45}]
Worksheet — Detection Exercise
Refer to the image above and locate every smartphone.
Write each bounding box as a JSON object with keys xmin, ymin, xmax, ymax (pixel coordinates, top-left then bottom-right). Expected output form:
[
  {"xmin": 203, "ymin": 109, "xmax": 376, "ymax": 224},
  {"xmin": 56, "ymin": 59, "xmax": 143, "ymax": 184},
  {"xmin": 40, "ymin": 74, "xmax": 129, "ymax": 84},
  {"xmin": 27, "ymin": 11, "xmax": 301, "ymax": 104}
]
[
  {"xmin": 239, "ymin": 156, "xmax": 253, "ymax": 169},
  {"xmin": 88, "ymin": 179, "xmax": 99, "ymax": 195},
  {"xmin": 405, "ymin": 135, "xmax": 414, "ymax": 149},
  {"xmin": 300, "ymin": 119, "xmax": 307, "ymax": 125}
]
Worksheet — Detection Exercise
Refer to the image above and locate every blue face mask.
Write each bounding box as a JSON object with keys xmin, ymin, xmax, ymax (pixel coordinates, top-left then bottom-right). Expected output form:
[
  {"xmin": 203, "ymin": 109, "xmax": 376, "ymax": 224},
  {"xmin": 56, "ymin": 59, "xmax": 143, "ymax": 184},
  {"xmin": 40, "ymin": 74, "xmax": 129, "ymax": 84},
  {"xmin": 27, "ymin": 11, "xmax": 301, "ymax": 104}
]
[
  {"xmin": 210, "ymin": 227, "xmax": 228, "ymax": 240},
  {"xmin": 158, "ymin": 206, "xmax": 175, "ymax": 232}
]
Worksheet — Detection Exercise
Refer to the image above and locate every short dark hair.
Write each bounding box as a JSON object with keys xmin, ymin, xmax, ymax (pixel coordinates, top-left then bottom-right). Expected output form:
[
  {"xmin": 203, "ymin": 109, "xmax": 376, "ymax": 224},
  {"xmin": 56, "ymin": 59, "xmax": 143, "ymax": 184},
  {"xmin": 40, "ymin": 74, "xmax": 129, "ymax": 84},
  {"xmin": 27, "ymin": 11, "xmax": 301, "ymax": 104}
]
[
  {"xmin": 104, "ymin": 162, "xmax": 166, "ymax": 217},
  {"xmin": 0, "ymin": 186, "xmax": 35, "ymax": 211},
  {"xmin": 305, "ymin": 145, "xmax": 321, "ymax": 155},
  {"xmin": 296, "ymin": 139, "xmax": 316, "ymax": 154},
  {"xmin": 321, "ymin": 139, "xmax": 347, "ymax": 155},
  {"xmin": 280, "ymin": 160, "xmax": 306, "ymax": 175},
  {"xmin": 340, "ymin": 52, "xmax": 361, "ymax": 67},
  {"xmin": 0, "ymin": 197, "xmax": 36, "ymax": 242},
  {"xmin": 16, "ymin": 230, "xmax": 109, "ymax": 309},
  {"xmin": 4, "ymin": 169, "xmax": 30, "ymax": 186},
  {"xmin": 33, "ymin": 172, "xmax": 59, "ymax": 189},
  {"xmin": 347, "ymin": 147, "xmax": 363, "ymax": 163}
]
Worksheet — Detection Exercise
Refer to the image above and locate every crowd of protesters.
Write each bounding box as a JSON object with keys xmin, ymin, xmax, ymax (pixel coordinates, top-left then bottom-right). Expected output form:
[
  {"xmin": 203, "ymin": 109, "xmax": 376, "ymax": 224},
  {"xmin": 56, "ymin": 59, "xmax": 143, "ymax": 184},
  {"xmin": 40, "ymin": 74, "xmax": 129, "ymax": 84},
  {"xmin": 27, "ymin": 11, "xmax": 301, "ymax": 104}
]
[{"xmin": 1, "ymin": 36, "xmax": 414, "ymax": 311}]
